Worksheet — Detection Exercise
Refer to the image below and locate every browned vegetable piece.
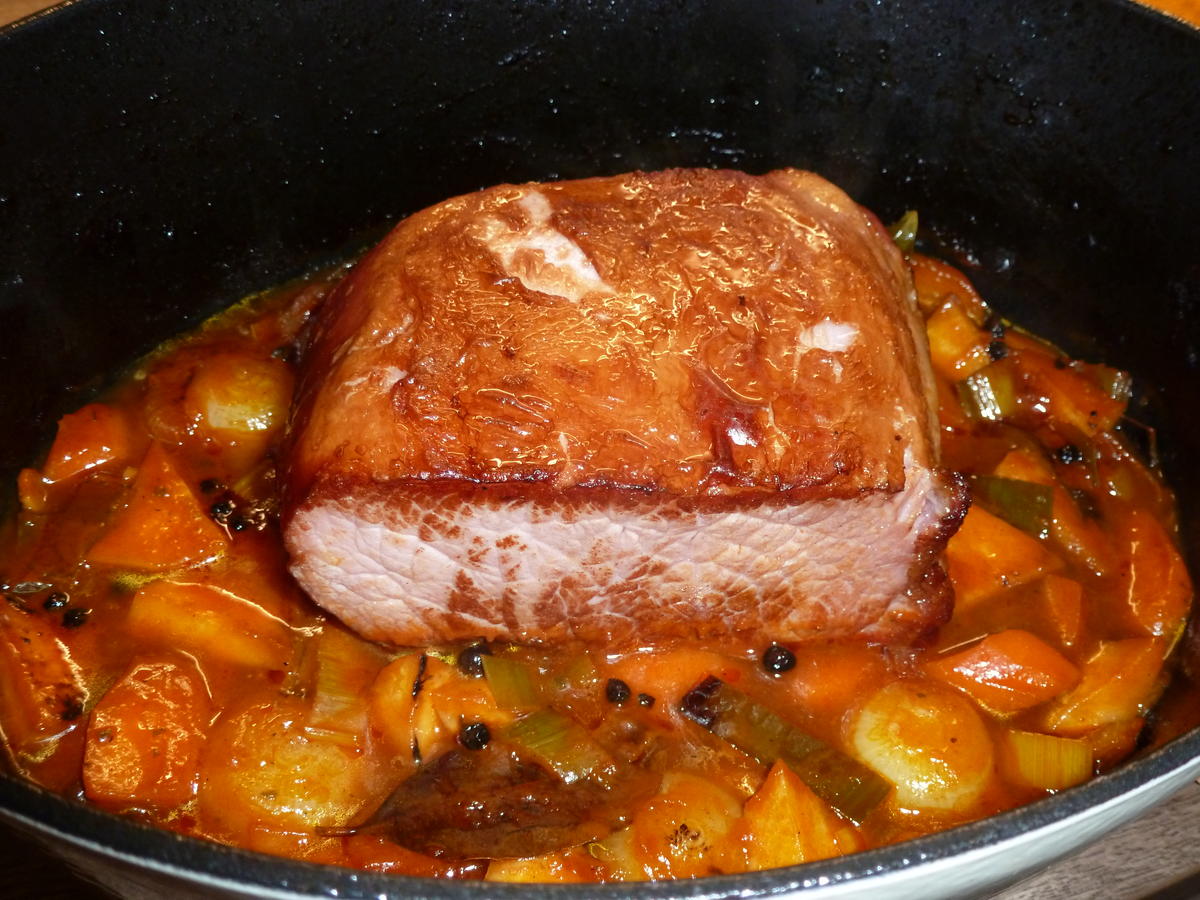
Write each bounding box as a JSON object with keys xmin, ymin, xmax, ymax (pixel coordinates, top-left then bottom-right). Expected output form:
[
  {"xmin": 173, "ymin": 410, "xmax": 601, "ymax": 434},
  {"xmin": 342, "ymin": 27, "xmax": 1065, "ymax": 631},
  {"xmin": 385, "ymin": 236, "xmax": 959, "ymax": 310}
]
[
  {"xmin": 86, "ymin": 442, "xmax": 226, "ymax": 571},
  {"xmin": 82, "ymin": 655, "xmax": 212, "ymax": 812},
  {"xmin": 679, "ymin": 676, "xmax": 888, "ymax": 824},
  {"xmin": 0, "ymin": 599, "xmax": 88, "ymax": 764},
  {"xmin": 326, "ymin": 743, "xmax": 657, "ymax": 859}
]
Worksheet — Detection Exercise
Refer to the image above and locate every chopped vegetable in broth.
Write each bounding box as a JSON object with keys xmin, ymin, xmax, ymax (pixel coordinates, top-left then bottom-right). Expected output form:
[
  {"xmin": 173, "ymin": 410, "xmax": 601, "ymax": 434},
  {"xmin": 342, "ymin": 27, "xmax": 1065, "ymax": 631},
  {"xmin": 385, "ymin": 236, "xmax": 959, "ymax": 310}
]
[{"xmin": 0, "ymin": 248, "xmax": 1193, "ymax": 882}]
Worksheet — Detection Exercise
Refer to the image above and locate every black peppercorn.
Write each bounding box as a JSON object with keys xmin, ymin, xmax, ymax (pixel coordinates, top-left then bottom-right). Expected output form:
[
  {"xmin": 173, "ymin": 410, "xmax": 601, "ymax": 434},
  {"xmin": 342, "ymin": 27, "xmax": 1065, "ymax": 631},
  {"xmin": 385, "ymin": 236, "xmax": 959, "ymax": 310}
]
[
  {"xmin": 457, "ymin": 643, "xmax": 492, "ymax": 678},
  {"xmin": 606, "ymin": 678, "xmax": 632, "ymax": 704},
  {"xmin": 210, "ymin": 499, "xmax": 235, "ymax": 522},
  {"xmin": 637, "ymin": 692, "xmax": 656, "ymax": 708},
  {"xmin": 43, "ymin": 591, "xmax": 69, "ymax": 610},
  {"xmin": 986, "ymin": 339, "xmax": 1008, "ymax": 361},
  {"xmin": 62, "ymin": 608, "xmax": 89, "ymax": 629},
  {"xmin": 1055, "ymin": 444, "xmax": 1084, "ymax": 465},
  {"xmin": 762, "ymin": 643, "xmax": 796, "ymax": 675},
  {"xmin": 459, "ymin": 721, "xmax": 490, "ymax": 751},
  {"xmin": 199, "ymin": 478, "xmax": 225, "ymax": 494}
]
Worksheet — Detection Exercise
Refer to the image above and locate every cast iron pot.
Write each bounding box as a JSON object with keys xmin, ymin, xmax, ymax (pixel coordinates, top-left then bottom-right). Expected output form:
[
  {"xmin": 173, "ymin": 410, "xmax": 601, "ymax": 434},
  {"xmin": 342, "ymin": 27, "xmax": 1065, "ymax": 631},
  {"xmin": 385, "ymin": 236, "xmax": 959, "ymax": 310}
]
[{"xmin": 1, "ymin": 0, "xmax": 1198, "ymax": 896}]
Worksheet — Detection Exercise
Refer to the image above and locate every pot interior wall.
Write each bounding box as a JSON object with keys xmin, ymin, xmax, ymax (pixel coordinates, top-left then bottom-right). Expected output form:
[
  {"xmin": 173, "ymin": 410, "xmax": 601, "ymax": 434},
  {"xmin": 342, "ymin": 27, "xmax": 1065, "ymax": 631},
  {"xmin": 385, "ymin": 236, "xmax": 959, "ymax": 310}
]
[{"xmin": 1, "ymin": 0, "xmax": 1199, "ymax": 896}]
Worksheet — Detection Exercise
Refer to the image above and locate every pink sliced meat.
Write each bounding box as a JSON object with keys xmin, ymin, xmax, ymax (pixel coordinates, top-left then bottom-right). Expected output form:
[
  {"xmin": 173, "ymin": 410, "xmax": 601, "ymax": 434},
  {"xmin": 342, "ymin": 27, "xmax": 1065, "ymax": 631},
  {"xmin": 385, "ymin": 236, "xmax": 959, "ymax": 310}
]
[{"xmin": 282, "ymin": 168, "xmax": 967, "ymax": 647}]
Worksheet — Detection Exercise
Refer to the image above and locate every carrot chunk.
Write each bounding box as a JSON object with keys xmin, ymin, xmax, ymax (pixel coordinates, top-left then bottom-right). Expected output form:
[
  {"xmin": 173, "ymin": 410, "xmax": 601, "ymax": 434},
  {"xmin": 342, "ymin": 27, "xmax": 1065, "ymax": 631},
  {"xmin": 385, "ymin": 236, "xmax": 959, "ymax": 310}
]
[
  {"xmin": 1038, "ymin": 575, "xmax": 1084, "ymax": 648},
  {"xmin": 127, "ymin": 580, "xmax": 293, "ymax": 670},
  {"xmin": 729, "ymin": 760, "xmax": 849, "ymax": 871},
  {"xmin": 82, "ymin": 656, "xmax": 211, "ymax": 812},
  {"xmin": 944, "ymin": 506, "xmax": 1063, "ymax": 608},
  {"xmin": 86, "ymin": 442, "xmax": 226, "ymax": 571},
  {"xmin": 1109, "ymin": 506, "xmax": 1193, "ymax": 642},
  {"xmin": 924, "ymin": 629, "xmax": 1080, "ymax": 713},
  {"xmin": 925, "ymin": 297, "xmax": 992, "ymax": 381},
  {"xmin": 1040, "ymin": 639, "xmax": 1164, "ymax": 737},
  {"xmin": 1015, "ymin": 349, "xmax": 1128, "ymax": 438},
  {"xmin": 41, "ymin": 403, "xmax": 136, "ymax": 485},
  {"xmin": 1048, "ymin": 485, "xmax": 1113, "ymax": 576},
  {"xmin": 911, "ymin": 253, "xmax": 989, "ymax": 321},
  {"xmin": 782, "ymin": 641, "xmax": 890, "ymax": 736}
]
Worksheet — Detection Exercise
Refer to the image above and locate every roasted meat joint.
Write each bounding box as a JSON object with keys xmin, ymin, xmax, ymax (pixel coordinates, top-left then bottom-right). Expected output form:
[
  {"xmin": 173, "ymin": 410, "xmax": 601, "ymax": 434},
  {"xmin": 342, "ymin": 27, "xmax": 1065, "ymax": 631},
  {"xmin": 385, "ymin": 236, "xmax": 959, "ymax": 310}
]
[
  {"xmin": 284, "ymin": 168, "xmax": 968, "ymax": 647},
  {"xmin": 0, "ymin": 167, "xmax": 1191, "ymax": 881}
]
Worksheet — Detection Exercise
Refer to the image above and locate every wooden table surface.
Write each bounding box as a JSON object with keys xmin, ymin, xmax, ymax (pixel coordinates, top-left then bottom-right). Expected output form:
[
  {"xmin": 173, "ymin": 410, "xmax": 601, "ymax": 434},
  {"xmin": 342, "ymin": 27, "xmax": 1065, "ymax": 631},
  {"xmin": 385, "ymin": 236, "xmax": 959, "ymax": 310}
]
[{"xmin": 2, "ymin": 0, "xmax": 1199, "ymax": 897}]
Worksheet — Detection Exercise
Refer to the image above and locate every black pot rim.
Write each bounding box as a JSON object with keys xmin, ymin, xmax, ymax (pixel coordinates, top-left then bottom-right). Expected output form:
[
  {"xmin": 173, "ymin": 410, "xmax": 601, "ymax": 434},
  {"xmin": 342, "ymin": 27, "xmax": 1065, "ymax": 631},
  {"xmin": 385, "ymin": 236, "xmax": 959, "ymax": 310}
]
[{"xmin": 4, "ymin": 714, "xmax": 1200, "ymax": 898}]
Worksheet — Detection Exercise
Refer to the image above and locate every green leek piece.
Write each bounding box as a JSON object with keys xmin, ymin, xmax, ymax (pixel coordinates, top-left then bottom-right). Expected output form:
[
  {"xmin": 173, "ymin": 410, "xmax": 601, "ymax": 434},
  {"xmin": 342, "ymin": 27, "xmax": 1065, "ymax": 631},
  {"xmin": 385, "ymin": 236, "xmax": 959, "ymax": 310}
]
[
  {"xmin": 889, "ymin": 210, "xmax": 919, "ymax": 254},
  {"xmin": 1092, "ymin": 365, "xmax": 1133, "ymax": 403},
  {"xmin": 679, "ymin": 677, "xmax": 889, "ymax": 825},
  {"xmin": 957, "ymin": 365, "xmax": 1018, "ymax": 422},
  {"xmin": 502, "ymin": 709, "xmax": 613, "ymax": 784},
  {"xmin": 482, "ymin": 654, "xmax": 543, "ymax": 710},
  {"xmin": 972, "ymin": 475, "xmax": 1054, "ymax": 539}
]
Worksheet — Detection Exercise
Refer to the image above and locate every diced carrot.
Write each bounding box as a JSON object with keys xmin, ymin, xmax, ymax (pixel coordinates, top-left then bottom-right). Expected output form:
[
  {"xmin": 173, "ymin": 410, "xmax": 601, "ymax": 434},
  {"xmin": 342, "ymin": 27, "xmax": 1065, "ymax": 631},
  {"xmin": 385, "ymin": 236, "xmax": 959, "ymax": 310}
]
[
  {"xmin": 925, "ymin": 297, "xmax": 992, "ymax": 381},
  {"xmin": 1014, "ymin": 349, "xmax": 1128, "ymax": 439},
  {"xmin": 1038, "ymin": 575, "xmax": 1084, "ymax": 648},
  {"xmin": 82, "ymin": 656, "xmax": 211, "ymax": 813},
  {"xmin": 1040, "ymin": 639, "xmax": 1165, "ymax": 737},
  {"xmin": 127, "ymin": 580, "xmax": 293, "ymax": 670},
  {"xmin": 41, "ymin": 403, "xmax": 136, "ymax": 485},
  {"xmin": 1108, "ymin": 505, "xmax": 1193, "ymax": 642},
  {"xmin": 944, "ymin": 506, "xmax": 1064, "ymax": 608},
  {"xmin": 992, "ymin": 447, "xmax": 1055, "ymax": 485},
  {"xmin": 0, "ymin": 600, "xmax": 88, "ymax": 762},
  {"xmin": 910, "ymin": 253, "xmax": 989, "ymax": 321},
  {"xmin": 1048, "ymin": 486, "xmax": 1113, "ymax": 576},
  {"xmin": 86, "ymin": 442, "xmax": 226, "ymax": 572},
  {"xmin": 939, "ymin": 429, "xmax": 1018, "ymax": 477},
  {"xmin": 924, "ymin": 629, "xmax": 1080, "ymax": 714},
  {"xmin": 782, "ymin": 641, "xmax": 890, "ymax": 738},
  {"xmin": 726, "ymin": 760, "xmax": 849, "ymax": 872}
]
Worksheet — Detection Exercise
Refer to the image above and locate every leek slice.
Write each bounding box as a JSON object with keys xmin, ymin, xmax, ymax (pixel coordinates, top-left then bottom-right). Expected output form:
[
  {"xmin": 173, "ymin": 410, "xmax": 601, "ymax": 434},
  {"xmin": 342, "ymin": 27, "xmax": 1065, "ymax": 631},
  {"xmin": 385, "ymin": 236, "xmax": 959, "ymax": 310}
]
[
  {"xmin": 679, "ymin": 677, "xmax": 888, "ymax": 825},
  {"xmin": 482, "ymin": 655, "xmax": 543, "ymax": 711},
  {"xmin": 957, "ymin": 365, "xmax": 1018, "ymax": 421},
  {"xmin": 1001, "ymin": 729, "xmax": 1092, "ymax": 791},
  {"xmin": 502, "ymin": 709, "xmax": 613, "ymax": 784},
  {"xmin": 972, "ymin": 475, "xmax": 1054, "ymax": 539},
  {"xmin": 307, "ymin": 626, "xmax": 385, "ymax": 744},
  {"xmin": 889, "ymin": 210, "xmax": 919, "ymax": 254}
]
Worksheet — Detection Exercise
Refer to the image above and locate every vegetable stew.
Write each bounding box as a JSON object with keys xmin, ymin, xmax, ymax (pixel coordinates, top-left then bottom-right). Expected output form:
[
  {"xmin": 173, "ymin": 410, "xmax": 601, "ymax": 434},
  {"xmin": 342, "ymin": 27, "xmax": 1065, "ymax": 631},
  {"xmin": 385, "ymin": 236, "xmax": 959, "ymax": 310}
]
[{"xmin": 0, "ymin": 248, "xmax": 1192, "ymax": 882}]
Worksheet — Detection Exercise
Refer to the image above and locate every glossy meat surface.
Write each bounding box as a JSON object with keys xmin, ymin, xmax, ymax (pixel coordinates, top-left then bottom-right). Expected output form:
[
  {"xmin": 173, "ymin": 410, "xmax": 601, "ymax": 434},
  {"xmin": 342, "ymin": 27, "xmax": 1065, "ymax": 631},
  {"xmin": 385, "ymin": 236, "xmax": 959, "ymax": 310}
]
[{"xmin": 283, "ymin": 168, "xmax": 966, "ymax": 646}]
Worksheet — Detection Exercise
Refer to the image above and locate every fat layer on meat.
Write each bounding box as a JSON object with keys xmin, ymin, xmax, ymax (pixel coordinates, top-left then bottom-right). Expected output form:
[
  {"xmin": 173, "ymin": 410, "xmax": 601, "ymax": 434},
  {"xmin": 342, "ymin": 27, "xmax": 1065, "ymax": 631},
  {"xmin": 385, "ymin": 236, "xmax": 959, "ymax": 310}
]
[{"xmin": 283, "ymin": 168, "xmax": 967, "ymax": 647}]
